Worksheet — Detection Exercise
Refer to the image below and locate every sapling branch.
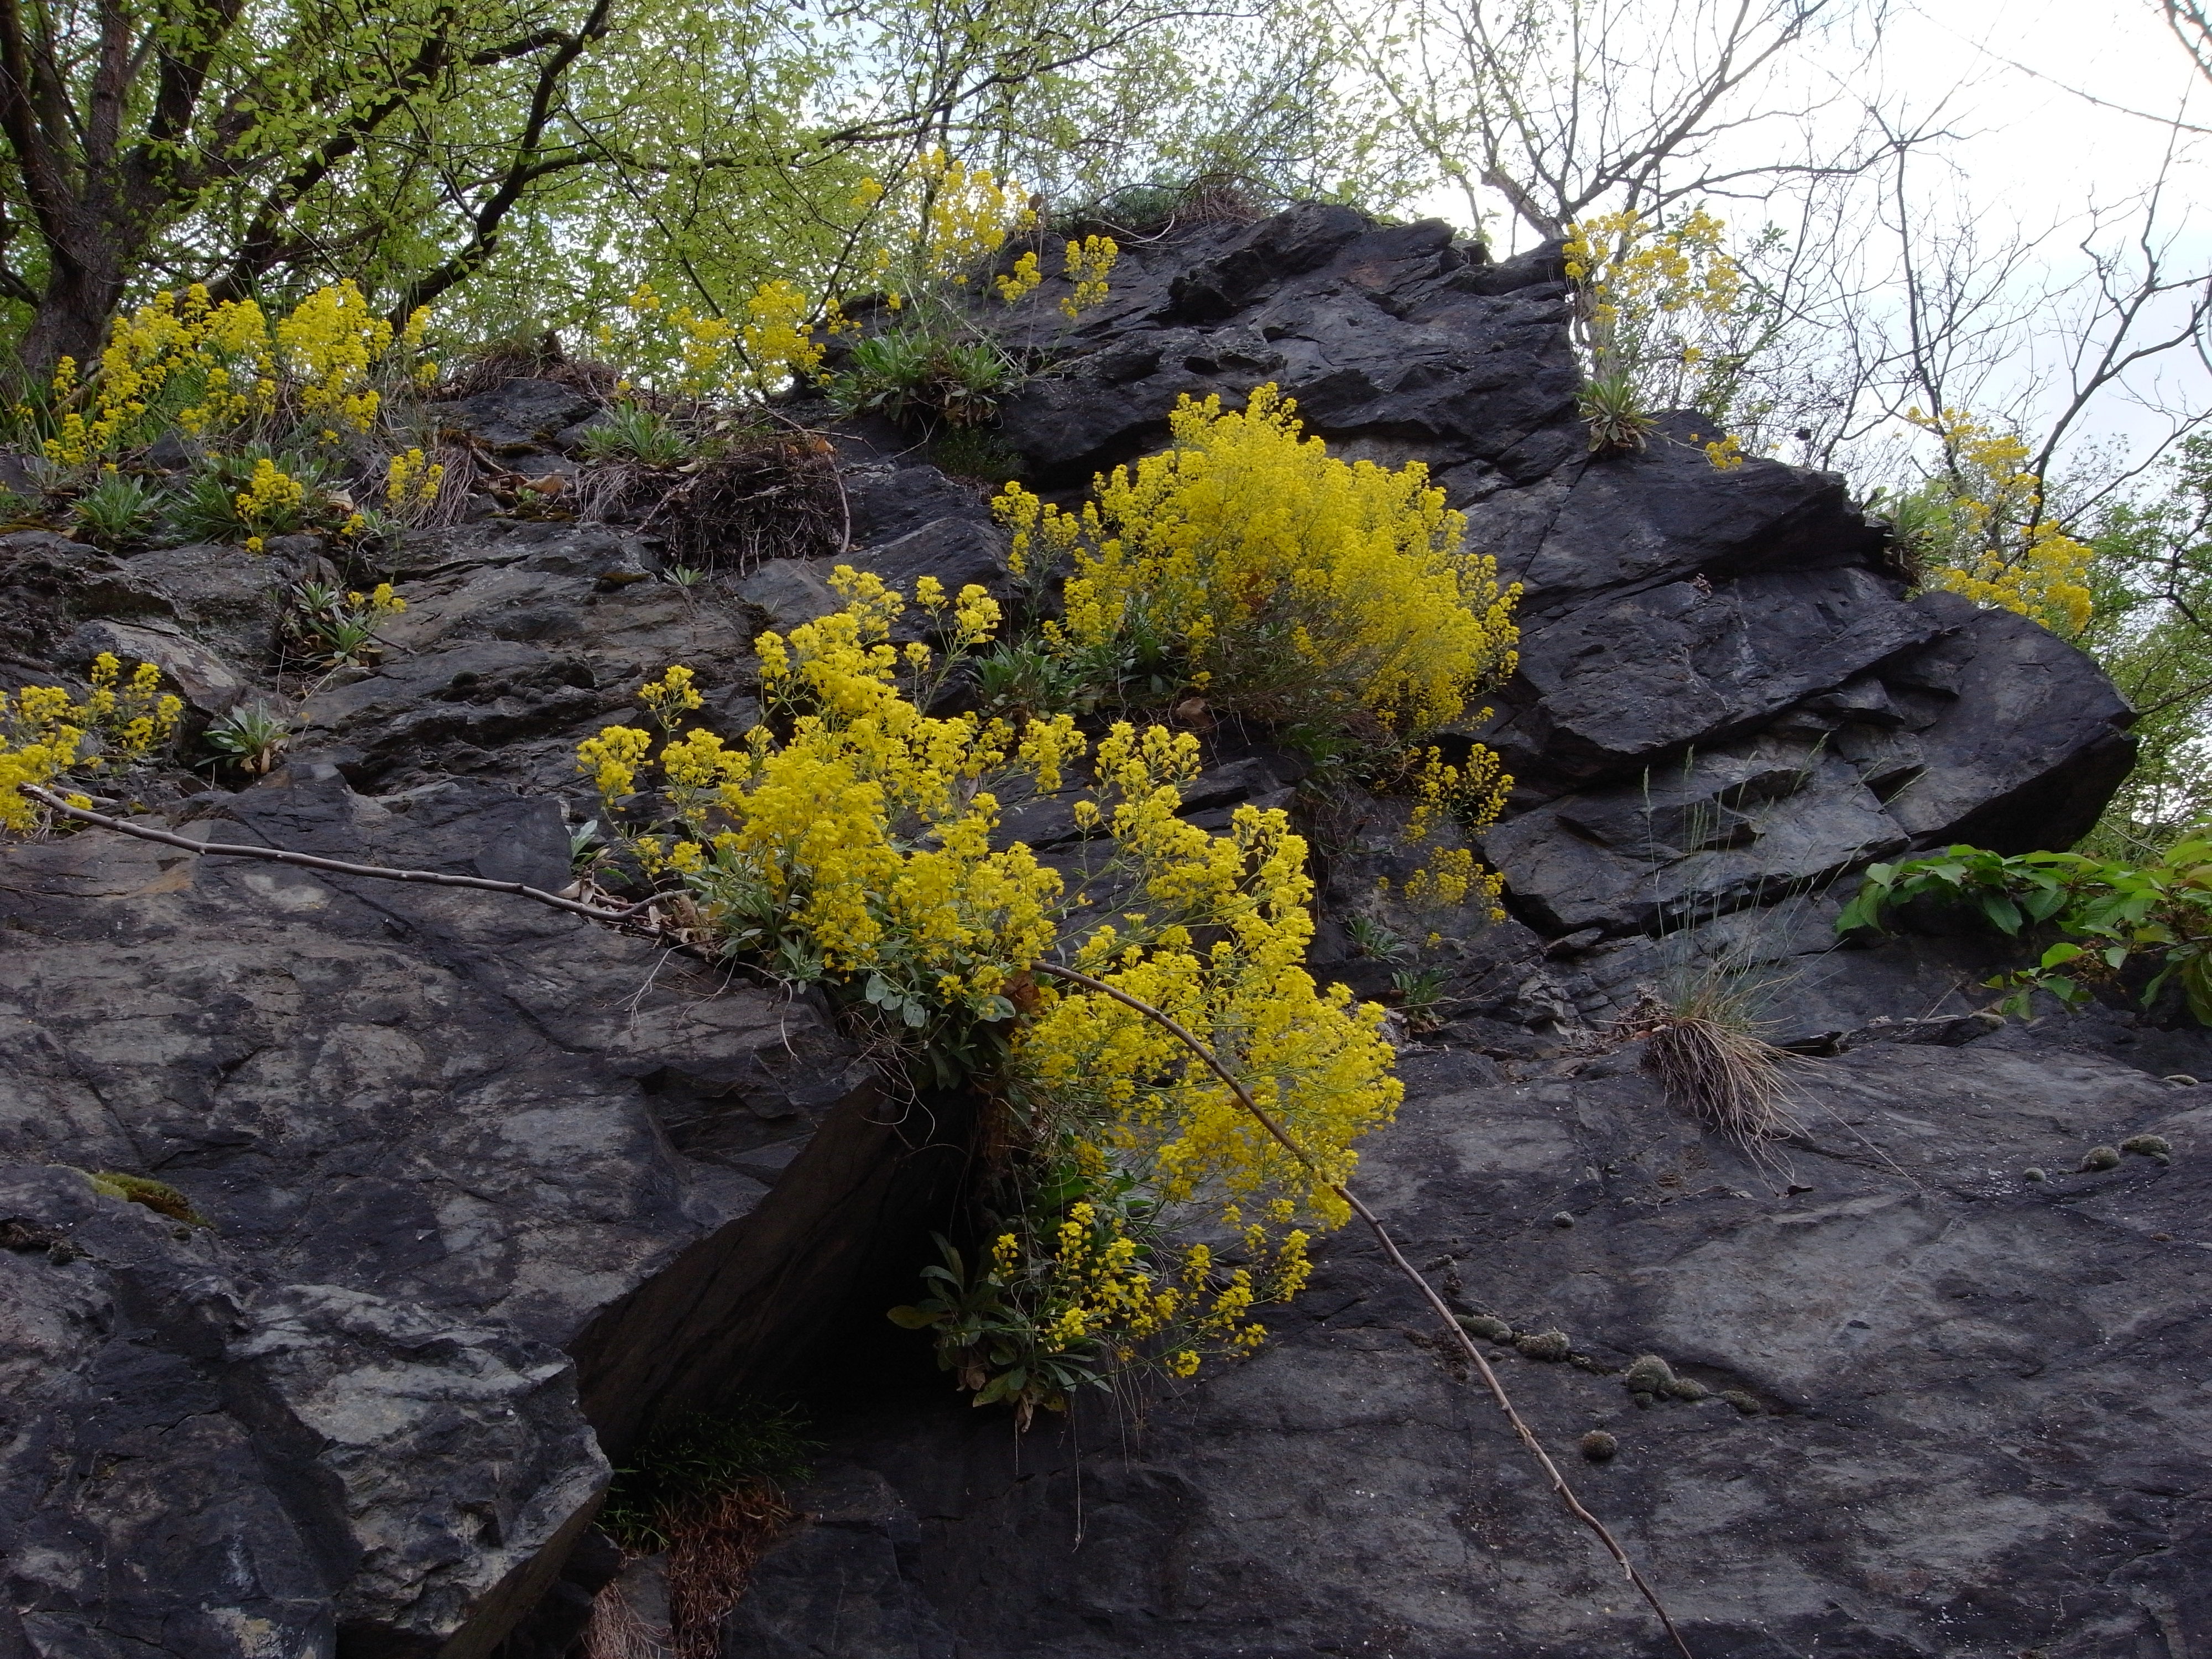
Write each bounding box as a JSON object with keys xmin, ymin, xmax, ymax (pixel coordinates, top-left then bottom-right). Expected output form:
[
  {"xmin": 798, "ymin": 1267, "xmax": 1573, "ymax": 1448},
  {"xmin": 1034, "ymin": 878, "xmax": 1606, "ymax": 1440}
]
[{"xmin": 21, "ymin": 786, "xmax": 668, "ymax": 927}]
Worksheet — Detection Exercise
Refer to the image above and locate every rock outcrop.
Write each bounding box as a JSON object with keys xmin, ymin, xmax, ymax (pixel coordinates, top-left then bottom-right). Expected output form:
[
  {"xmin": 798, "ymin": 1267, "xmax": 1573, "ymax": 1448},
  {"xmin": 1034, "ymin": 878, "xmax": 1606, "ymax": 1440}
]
[{"xmin": 0, "ymin": 204, "xmax": 2189, "ymax": 1659}]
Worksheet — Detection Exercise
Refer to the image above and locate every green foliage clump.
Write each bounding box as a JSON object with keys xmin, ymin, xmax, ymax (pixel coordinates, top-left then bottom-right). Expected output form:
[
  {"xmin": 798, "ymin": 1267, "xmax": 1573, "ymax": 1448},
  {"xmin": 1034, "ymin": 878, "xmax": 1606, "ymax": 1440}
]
[
  {"xmin": 578, "ymin": 401, "xmax": 700, "ymax": 466},
  {"xmin": 203, "ymin": 703, "xmax": 295, "ymax": 776},
  {"xmin": 70, "ymin": 471, "xmax": 165, "ymax": 548},
  {"xmin": 1838, "ymin": 840, "xmax": 2212, "ymax": 1022},
  {"xmin": 1577, "ymin": 373, "xmax": 1657, "ymax": 455},
  {"xmin": 2078, "ymin": 433, "xmax": 2212, "ymax": 853},
  {"xmin": 599, "ymin": 1405, "xmax": 815, "ymax": 1556},
  {"xmin": 827, "ymin": 329, "xmax": 1020, "ymax": 430}
]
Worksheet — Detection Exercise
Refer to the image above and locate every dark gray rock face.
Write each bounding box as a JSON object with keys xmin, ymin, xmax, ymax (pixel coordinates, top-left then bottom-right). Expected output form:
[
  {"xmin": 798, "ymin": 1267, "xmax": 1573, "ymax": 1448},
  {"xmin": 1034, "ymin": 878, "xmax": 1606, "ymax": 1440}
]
[
  {"xmin": 979, "ymin": 226, "xmax": 2132, "ymax": 939},
  {"xmin": 0, "ymin": 778, "xmax": 957, "ymax": 1655},
  {"xmin": 0, "ymin": 206, "xmax": 2172, "ymax": 1656},
  {"xmin": 728, "ymin": 1035, "xmax": 2212, "ymax": 1659},
  {"xmin": 432, "ymin": 379, "xmax": 604, "ymax": 453}
]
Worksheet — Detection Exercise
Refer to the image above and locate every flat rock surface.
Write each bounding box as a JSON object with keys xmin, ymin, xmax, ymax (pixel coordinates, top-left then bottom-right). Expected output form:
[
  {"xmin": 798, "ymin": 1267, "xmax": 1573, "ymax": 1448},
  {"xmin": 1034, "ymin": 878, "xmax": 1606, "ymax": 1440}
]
[{"xmin": 736, "ymin": 1034, "xmax": 2212, "ymax": 1658}]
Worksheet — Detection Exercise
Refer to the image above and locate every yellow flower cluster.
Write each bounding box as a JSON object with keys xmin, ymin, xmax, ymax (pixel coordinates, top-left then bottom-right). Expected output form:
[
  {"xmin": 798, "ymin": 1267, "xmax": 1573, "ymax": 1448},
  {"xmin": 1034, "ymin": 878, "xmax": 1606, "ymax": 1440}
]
[
  {"xmin": 273, "ymin": 280, "xmax": 394, "ymax": 435},
  {"xmin": 1015, "ymin": 1202, "xmax": 1304, "ymax": 1374},
  {"xmin": 38, "ymin": 287, "xmax": 264, "ymax": 464},
  {"xmin": 1908, "ymin": 408, "xmax": 2094, "ymax": 636},
  {"xmin": 572, "ymin": 576, "xmax": 1401, "ymax": 1404},
  {"xmin": 1564, "ymin": 207, "xmax": 1741, "ymax": 337},
  {"xmin": 741, "ymin": 280, "xmax": 827, "ymax": 390},
  {"xmin": 1564, "ymin": 209, "xmax": 1747, "ymax": 451},
  {"xmin": 578, "ymin": 568, "xmax": 1073, "ymax": 1008},
  {"xmin": 384, "ymin": 447, "xmax": 445, "ymax": 515},
  {"xmin": 1061, "ymin": 236, "xmax": 1120, "ymax": 320},
  {"xmin": 996, "ymin": 251, "xmax": 1044, "ymax": 306},
  {"xmin": 28, "ymin": 283, "xmax": 433, "ymax": 474},
  {"xmin": 854, "ymin": 147, "xmax": 1040, "ymax": 307},
  {"xmin": 911, "ymin": 148, "xmax": 1037, "ymax": 285},
  {"xmin": 1015, "ymin": 722, "xmax": 1402, "ymax": 1240},
  {"xmin": 234, "ymin": 458, "xmax": 305, "ymax": 542},
  {"xmin": 0, "ymin": 655, "xmax": 181, "ymax": 831},
  {"xmin": 597, "ymin": 279, "xmax": 825, "ymax": 399},
  {"xmin": 996, "ymin": 384, "xmax": 1522, "ymax": 736},
  {"xmin": 1384, "ymin": 746, "xmax": 1509, "ymax": 919}
]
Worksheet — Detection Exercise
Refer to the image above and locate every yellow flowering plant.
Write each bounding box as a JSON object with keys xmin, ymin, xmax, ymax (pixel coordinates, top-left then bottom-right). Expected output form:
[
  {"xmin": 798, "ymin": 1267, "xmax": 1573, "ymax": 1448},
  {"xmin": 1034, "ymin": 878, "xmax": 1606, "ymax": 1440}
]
[
  {"xmin": 571, "ymin": 571, "xmax": 1400, "ymax": 1418},
  {"xmin": 1562, "ymin": 209, "xmax": 1757, "ymax": 469},
  {"xmin": 995, "ymin": 384, "xmax": 1522, "ymax": 742},
  {"xmin": 1892, "ymin": 408, "xmax": 2095, "ymax": 637},
  {"xmin": 19, "ymin": 282, "xmax": 434, "ymax": 472},
  {"xmin": 0, "ymin": 655, "xmax": 182, "ymax": 832},
  {"xmin": 592, "ymin": 279, "xmax": 828, "ymax": 401}
]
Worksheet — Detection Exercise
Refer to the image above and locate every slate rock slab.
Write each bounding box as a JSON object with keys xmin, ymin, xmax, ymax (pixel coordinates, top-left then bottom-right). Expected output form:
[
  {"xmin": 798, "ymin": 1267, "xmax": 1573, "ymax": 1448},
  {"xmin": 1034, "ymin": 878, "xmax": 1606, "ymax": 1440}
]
[
  {"xmin": 0, "ymin": 773, "xmax": 945, "ymax": 1654},
  {"xmin": 726, "ymin": 1037, "xmax": 2212, "ymax": 1659}
]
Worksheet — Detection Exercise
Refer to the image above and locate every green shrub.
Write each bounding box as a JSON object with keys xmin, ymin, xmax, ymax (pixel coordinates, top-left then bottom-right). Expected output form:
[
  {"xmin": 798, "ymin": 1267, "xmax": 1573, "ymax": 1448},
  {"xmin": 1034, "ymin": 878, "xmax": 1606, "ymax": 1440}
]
[
  {"xmin": 70, "ymin": 470, "xmax": 165, "ymax": 547},
  {"xmin": 1838, "ymin": 838, "xmax": 2212, "ymax": 1021},
  {"xmin": 578, "ymin": 401, "xmax": 697, "ymax": 466}
]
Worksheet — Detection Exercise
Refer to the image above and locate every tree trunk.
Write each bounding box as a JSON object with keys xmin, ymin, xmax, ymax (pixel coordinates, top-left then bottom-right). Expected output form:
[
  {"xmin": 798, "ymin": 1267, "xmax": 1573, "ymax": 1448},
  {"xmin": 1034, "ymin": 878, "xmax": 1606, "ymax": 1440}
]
[{"xmin": 18, "ymin": 258, "xmax": 125, "ymax": 378}]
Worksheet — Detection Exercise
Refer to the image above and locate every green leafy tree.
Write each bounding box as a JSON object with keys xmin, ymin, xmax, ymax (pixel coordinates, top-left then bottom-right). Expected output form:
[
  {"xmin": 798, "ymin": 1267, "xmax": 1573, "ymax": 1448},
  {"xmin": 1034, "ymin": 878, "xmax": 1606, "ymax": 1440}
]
[{"xmin": 2078, "ymin": 432, "xmax": 2212, "ymax": 852}]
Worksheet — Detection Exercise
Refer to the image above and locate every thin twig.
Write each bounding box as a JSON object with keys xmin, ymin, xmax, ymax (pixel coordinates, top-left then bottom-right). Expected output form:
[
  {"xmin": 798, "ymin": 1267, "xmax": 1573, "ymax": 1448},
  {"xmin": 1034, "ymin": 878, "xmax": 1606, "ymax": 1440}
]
[
  {"xmin": 1027, "ymin": 962, "xmax": 1695, "ymax": 1659},
  {"xmin": 22, "ymin": 787, "xmax": 668, "ymax": 927}
]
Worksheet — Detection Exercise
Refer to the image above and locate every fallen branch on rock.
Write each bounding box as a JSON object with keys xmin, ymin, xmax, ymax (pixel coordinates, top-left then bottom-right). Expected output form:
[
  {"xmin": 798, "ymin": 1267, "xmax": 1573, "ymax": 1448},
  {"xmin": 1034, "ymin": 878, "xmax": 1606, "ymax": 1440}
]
[
  {"xmin": 22, "ymin": 787, "xmax": 670, "ymax": 929},
  {"xmin": 32, "ymin": 788, "xmax": 1695, "ymax": 1658}
]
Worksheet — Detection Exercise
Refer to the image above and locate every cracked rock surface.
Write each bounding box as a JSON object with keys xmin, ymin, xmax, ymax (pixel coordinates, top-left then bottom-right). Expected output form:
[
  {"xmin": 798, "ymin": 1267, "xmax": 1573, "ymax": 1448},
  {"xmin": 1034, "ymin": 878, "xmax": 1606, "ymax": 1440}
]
[{"xmin": 0, "ymin": 205, "xmax": 2194, "ymax": 1656}]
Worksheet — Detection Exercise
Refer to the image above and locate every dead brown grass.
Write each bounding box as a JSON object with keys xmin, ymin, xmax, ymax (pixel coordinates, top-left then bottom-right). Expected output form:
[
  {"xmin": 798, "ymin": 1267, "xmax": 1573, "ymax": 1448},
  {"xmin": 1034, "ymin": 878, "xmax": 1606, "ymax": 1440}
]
[
  {"xmin": 1617, "ymin": 989, "xmax": 1804, "ymax": 1147},
  {"xmin": 577, "ymin": 438, "xmax": 844, "ymax": 572},
  {"xmin": 664, "ymin": 1482, "xmax": 796, "ymax": 1658}
]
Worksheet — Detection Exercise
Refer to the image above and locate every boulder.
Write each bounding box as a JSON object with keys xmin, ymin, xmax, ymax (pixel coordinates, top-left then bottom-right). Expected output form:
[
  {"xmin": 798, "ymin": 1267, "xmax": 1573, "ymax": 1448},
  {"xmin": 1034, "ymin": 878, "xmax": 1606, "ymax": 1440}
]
[{"xmin": 432, "ymin": 379, "xmax": 604, "ymax": 454}]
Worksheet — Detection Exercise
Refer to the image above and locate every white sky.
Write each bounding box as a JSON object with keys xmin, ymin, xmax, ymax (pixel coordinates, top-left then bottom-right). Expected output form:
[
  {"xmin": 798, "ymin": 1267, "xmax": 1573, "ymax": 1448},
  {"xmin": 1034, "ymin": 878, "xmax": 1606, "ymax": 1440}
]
[{"xmin": 1399, "ymin": 0, "xmax": 2212, "ymax": 483}]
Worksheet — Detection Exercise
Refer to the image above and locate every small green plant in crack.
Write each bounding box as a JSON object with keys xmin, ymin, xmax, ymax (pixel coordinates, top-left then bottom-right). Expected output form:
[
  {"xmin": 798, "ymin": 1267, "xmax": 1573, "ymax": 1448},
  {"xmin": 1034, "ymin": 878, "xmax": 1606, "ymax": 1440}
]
[
  {"xmin": 1391, "ymin": 966, "xmax": 1453, "ymax": 1032},
  {"xmin": 203, "ymin": 702, "xmax": 295, "ymax": 775},
  {"xmin": 973, "ymin": 638, "xmax": 1086, "ymax": 721},
  {"xmin": 286, "ymin": 580, "xmax": 406, "ymax": 666},
  {"xmin": 568, "ymin": 816, "xmax": 611, "ymax": 873},
  {"xmin": 1348, "ymin": 914, "xmax": 1411, "ymax": 962},
  {"xmin": 1578, "ymin": 373, "xmax": 1658, "ymax": 455},
  {"xmin": 580, "ymin": 401, "xmax": 698, "ymax": 466},
  {"xmin": 70, "ymin": 469, "xmax": 165, "ymax": 547},
  {"xmin": 664, "ymin": 563, "xmax": 708, "ymax": 590}
]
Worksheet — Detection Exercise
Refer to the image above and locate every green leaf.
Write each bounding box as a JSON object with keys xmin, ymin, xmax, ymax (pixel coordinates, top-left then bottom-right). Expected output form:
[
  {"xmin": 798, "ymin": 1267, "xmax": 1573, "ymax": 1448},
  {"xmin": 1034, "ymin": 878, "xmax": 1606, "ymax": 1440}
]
[
  {"xmin": 1977, "ymin": 892, "xmax": 2023, "ymax": 935},
  {"xmin": 886, "ymin": 1305, "xmax": 941, "ymax": 1329},
  {"xmin": 2184, "ymin": 956, "xmax": 2212, "ymax": 1027}
]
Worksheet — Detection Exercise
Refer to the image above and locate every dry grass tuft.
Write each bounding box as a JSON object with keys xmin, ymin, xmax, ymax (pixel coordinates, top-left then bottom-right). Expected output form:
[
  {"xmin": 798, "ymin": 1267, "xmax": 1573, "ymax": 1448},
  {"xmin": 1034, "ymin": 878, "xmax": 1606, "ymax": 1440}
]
[
  {"xmin": 1618, "ymin": 988, "xmax": 1803, "ymax": 1147},
  {"xmin": 577, "ymin": 438, "xmax": 844, "ymax": 572},
  {"xmin": 664, "ymin": 1483, "xmax": 797, "ymax": 1658}
]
